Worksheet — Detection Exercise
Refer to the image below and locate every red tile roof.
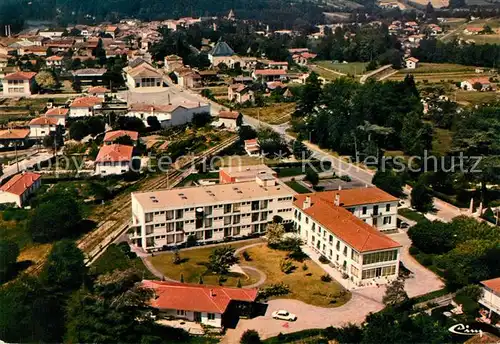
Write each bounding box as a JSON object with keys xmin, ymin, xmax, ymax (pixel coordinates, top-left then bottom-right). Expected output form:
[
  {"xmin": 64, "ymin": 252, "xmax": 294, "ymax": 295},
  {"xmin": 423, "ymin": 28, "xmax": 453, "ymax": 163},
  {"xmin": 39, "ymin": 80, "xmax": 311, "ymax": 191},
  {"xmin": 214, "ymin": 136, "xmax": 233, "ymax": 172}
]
[
  {"xmin": 0, "ymin": 128, "xmax": 30, "ymax": 140},
  {"xmin": 218, "ymin": 110, "xmax": 240, "ymax": 120},
  {"xmin": 406, "ymin": 57, "xmax": 419, "ymax": 63},
  {"xmin": 29, "ymin": 116, "xmax": 58, "ymax": 126},
  {"xmin": 466, "ymin": 77, "xmax": 491, "ymax": 85},
  {"xmin": 103, "ymin": 130, "xmax": 139, "ymax": 142},
  {"xmin": 87, "ymin": 86, "xmax": 109, "ymax": 94},
  {"xmin": 46, "ymin": 55, "xmax": 64, "ymax": 61},
  {"xmin": 45, "ymin": 107, "xmax": 69, "ymax": 116},
  {"xmin": 95, "ymin": 144, "xmax": 133, "ymax": 163},
  {"xmin": 309, "ymin": 188, "xmax": 398, "ymax": 207},
  {"xmin": 0, "ymin": 172, "xmax": 41, "ymax": 196},
  {"xmin": 142, "ymin": 280, "xmax": 258, "ymax": 313},
  {"xmin": 294, "ymin": 192, "xmax": 401, "ymax": 253},
  {"xmin": 70, "ymin": 96, "xmax": 103, "ymax": 108},
  {"xmin": 4, "ymin": 71, "xmax": 37, "ymax": 80},
  {"xmin": 481, "ymin": 277, "xmax": 500, "ymax": 294},
  {"xmin": 254, "ymin": 69, "xmax": 287, "ymax": 76}
]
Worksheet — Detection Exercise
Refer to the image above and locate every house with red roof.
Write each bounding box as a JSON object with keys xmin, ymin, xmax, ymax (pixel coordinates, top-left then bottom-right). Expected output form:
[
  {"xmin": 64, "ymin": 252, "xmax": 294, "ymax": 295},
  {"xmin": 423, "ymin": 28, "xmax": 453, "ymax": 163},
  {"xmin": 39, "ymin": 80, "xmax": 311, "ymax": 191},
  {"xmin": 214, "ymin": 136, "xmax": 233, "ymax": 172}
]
[
  {"xmin": 29, "ymin": 116, "xmax": 58, "ymax": 138},
  {"xmin": 95, "ymin": 144, "xmax": 134, "ymax": 175},
  {"xmin": 87, "ymin": 86, "xmax": 109, "ymax": 99},
  {"xmin": 227, "ymin": 84, "xmax": 254, "ymax": 104},
  {"xmin": 293, "ymin": 189, "xmax": 402, "ymax": 286},
  {"xmin": 46, "ymin": 55, "xmax": 64, "ymax": 68},
  {"xmin": 103, "ymin": 130, "xmax": 139, "ymax": 145},
  {"xmin": 1, "ymin": 71, "xmax": 37, "ymax": 96},
  {"xmin": 215, "ymin": 110, "xmax": 241, "ymax": 130},
  {"xmin": 252, "ymin": 69, "xmax": 288, "ymax": 82},
  {"xmin": 480, "ymin": 277, "xmax": 500, "ymax": 320},
  {"xmin": 0, "ymin": 172, "xmax": 41, "ymax": 207},
  {"xmin": 405, "ymin": 57, "xmax": 419, "ymax": 69},
  {"xmin": 142, "ymin": 280, "xmax": 258, "ymax": 328},
  {"xmin": 45, "ymin": 107, "xmax": 69, "ymax": 126},
  {"xmin": 69, "ymin": 96, "xmax": 104, "ymax": 117},
  {"xmin": 460, "ymin": 77, "xmax": 494, "ymax": 91}
]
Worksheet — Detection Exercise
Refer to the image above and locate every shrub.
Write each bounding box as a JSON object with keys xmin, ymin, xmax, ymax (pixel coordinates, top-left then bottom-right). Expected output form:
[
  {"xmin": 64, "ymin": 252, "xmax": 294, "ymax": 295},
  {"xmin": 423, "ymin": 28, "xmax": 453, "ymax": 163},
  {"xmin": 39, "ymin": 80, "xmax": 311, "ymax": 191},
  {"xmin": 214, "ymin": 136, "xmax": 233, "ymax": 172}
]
[
  {"xmin": 272, "ymin": 237, "xmax": 302, "ymax": 251},
  {"xmin": 288, "ymin": 247, "xmax": 308, "ymax": 262},
  {"xmin": 340, "ymin": 175, "xmax": 351, "ymax": 182},
  {"xmin": 242, "ymin": 251, "xmax": 251, "ymax": 261},
  {"xmin": 280, "ymin": 259, "xmax": 295, "ymax": 274},
  {"xmin": 319, "ymin": 255, "xmax": 330, "ymax": 264},
  {"xmin": 321, "ymin": 274, "xmax": 332, "ymax": 282},
  {"xmin": 240, "ymin": 329, "xmax": 261, "ymax": 344},
  {"xmin": 302, "ymin": 263, "xmax": 308, "ymax": 271},
  {"xmin": 409, "ymin": 246, "xmax": 420, "ymax": 255},
  {"xmin": 258, "ymin": 282, "xmax": 290, "ymax": 299}
]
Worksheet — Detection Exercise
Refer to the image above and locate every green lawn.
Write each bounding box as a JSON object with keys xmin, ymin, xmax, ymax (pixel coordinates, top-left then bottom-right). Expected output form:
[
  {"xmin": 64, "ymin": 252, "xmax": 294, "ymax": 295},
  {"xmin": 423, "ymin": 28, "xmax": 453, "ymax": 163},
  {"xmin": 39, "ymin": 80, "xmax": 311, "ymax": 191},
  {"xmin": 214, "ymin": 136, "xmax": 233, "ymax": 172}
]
[
  {"xmin": 285, "ymin": 181, "xmax": 312, "ymax": 194},
  {"xmin": 240, "ymin": 103, "xmax": 295, "ymax": 125},
  {"xmin": 398, "ymin": 208, "xmax": 429, "ymax": 223},
  {"xmin": 315, "ymin": 61, "xmax": 368, "ymax": 76},
  {"xmin": 240, "ymin": 245, "xmax": 351, "ymax": 307},
  {"xmin": 91, "ymin": 244, "xmax": 157, "ymax": 279},
  {"xmin": 432, "ymin": 127, "xmax": 453, "ymax": 156},
  {"xmin": 455, "ymin": 90, "xmax": 499, "ymax": 105},
  {"xmin": 147, "ymin": 239, "xmax": 265, "ymax": 287}
]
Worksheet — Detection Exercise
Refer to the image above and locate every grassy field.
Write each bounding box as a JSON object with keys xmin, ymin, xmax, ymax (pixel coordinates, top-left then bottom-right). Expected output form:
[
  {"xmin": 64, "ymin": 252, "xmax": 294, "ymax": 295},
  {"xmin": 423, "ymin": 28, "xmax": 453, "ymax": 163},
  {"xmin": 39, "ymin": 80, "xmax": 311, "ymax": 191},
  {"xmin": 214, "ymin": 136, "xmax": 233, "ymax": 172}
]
[
  {"xmin": 240, "ymin": 245, "xmax": 351, "ymax": 307},
  {"xmin": 315, "ymin": 61, "xmax": 368, "ymax": 76},
  {"xmin": 387, "ymin": 63, "xmax": 481, "ymax": 84},
  {"xmin": 147, "ymin": 239, "xmax": 264, "ymax": 287},
  {"xmin": 432, "ymin": 127, "xmax": 453, "ymax": 156},
  {"xmin": 285, "ymin": 181, "xmax": 312, "ymax": 194},
  {"xmin": 240, "ymin": 102, "xmax": 295, "ymax": 125},
  {"xmin": 454, "ymin": 90, "xmax": 499, "ymax": 105},
  {"xmin": 310, "ymin": 65, "xmax": 344, "ymax": 81}
]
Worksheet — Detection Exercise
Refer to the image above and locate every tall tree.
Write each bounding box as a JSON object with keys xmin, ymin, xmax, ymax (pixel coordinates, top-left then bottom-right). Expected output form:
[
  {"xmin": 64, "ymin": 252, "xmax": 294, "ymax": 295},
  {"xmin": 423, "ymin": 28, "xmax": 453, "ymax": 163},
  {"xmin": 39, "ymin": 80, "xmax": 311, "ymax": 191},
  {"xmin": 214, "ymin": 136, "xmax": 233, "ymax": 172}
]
[
  {"xmin": 42, "ymin": 240, "xmax": 86, "ymax": 291},
  {"xmin": 208, "ymin": 246, "xmax": 239, "ymax": 274},
  {"xmin": 0, "ymin": 240, "xmax": 19, "ymax": 283}
]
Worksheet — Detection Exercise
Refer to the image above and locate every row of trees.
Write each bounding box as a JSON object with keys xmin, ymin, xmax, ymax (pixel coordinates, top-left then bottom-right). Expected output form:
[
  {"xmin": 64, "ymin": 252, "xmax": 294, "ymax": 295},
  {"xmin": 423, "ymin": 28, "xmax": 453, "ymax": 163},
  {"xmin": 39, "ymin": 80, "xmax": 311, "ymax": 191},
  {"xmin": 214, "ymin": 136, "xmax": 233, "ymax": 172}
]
[
  {"xmin": 408, "ymin": 216, "xmax": 500, "ymax": 289},
  {"xmin": 292, "ymin": 73, "xmax": 431, "ymax": 158}
]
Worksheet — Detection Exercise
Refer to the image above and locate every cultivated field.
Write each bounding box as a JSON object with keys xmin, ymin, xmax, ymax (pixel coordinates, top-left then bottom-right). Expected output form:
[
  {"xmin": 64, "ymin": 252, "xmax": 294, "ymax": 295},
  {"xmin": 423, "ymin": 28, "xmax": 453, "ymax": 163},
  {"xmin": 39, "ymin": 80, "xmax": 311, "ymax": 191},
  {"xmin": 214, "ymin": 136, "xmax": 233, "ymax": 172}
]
[
  {"xmin": 240, "ymin": 102, "xmax": 295, "ymax": 125},
  {"xmin": 386, "ymin": 63, "xmax": 484, "ymax": 83},
  {"xmin": 315, "ymin": 61, "xmax": 368, "ymax": 76}
]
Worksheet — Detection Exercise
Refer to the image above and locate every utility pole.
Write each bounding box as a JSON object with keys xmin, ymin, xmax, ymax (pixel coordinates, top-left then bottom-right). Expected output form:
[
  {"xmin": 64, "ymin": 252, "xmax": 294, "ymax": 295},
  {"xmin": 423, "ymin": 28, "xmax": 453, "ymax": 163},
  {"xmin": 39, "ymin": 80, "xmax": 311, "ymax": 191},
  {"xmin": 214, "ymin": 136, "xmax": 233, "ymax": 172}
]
[{"xmin": 14, "ymin": 141, "xmax": 19, "ymax": 173}]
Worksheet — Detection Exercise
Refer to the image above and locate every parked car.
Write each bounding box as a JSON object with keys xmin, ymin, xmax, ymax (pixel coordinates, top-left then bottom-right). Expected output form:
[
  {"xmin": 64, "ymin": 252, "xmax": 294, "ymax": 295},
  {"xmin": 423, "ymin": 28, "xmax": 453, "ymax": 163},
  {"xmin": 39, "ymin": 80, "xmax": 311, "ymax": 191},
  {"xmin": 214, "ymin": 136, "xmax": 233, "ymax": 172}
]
[
  {"xmin": 272, "ymin": 309, "xmax": 297, "ymax": 321},
  {"xmin": 400, "ymin": 221, "xmax": 409, "ymax": 229}
]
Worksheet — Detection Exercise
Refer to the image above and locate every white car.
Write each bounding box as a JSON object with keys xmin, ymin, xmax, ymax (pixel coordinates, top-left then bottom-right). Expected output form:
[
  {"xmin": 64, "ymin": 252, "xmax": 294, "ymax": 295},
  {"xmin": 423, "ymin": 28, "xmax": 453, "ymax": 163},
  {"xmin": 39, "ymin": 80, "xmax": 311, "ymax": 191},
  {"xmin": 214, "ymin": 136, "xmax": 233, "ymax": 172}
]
[{"xmin": 272, "ymin": 309, "xmax": 297, "ymax": 321}]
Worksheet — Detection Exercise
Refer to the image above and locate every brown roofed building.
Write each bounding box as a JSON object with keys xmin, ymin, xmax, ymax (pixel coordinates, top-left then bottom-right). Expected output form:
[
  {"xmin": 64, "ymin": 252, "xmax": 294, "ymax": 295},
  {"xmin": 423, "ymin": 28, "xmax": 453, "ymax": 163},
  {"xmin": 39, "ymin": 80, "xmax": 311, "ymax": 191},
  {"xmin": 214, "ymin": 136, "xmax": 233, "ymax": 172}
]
[
  {"xmin": 103, "ymin": 130, "xmax": 139, "ymax": 145},
  {"xmin": 479, "ymin": 277, "xmax": 500, "ymax": 319},
  {"xmin": 0, "ymin": 172, "xmax": 41, "ymax": 207},
  {"xmin": 216, "ymin": 110, "xmax": 241, "ymax": 130},
  {"xmin": 2, "ymin": 71, "xmax": 37, "ymax": 96},
  {"xmin": 45, "ymin": 107, "xmax": 69, "ymax": 126},
  {"xmin": 95, "ymin": 144, "xmax": 134, "ymax": 175},
  {"xmin": 69, "ymin": 96, "xmax": 104, "ymax": 117},
  {"xmin": 228, "ymin": 83, "xmax": 254, "ymax": 104},
  {"xmin": 29, "ymin": 116, "xmax": 58, "ymax": 138}
]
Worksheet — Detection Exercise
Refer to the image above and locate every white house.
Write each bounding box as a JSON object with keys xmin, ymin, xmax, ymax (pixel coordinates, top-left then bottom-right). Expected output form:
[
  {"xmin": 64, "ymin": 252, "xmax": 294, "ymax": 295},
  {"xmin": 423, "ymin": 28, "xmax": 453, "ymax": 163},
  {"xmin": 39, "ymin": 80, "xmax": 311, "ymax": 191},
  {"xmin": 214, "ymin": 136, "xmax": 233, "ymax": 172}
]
[
  {"xmin": 480, "ymin": 277, "xmax": 500, "ymax": 318},
  {"xmin": 293, "ymin": 191, "xmax": 402, "ymax": 286},
  {"xmin": 244, "ymin": 139, "xmax": 260, "ymax": 156},
  {"xmin": 127, "ymin": 101, "xmax": 210, "ymax": 128},
  {"xmin": 405, "ymin": 57, "xmax": 419, "ymax": 69},
  {"xmin": 46, "ymin": 55, "xmax": 64, "ymax": 68},
  {"xmin": 69, "ymin": 96, "xmax": 103, "ymax": 117},
  {"xmin": 87, "ymin": 86, "xmax": 109, "ymax": 99},
  {"xmin": 94, "ymin": 144, "xmax": 134, "ymax": 176},
  {"xmin": 460, "ymin": 77, "xmax": 494, "ymax": 91},
  {"xmin": 0, "ymin": 172, "xmax": 42, "ymax": 207},
  {"xmin": 123, "ymin": 59, "xmax": 163, "ymax": 90},
  {"xmin": 215, "ymin": 110, "xmax": 241, "ymax": 130},
  {"xmin": 28, "ymin": 116, "xmax": 58, "ymax": 138},
  {"xmin": 142, "ymin": 280, "xmax": 258, "ymax": 329},
  {"xmin": 44, "ymin": 107, "xmax": 68, "ymax": 126},
  {"xmin": 39, "ymin": 29, "xmax": 64, "ymax": 38},
  {"xmin": 2, "ymin": 71, "xmax": 37, "ymax": 96}
]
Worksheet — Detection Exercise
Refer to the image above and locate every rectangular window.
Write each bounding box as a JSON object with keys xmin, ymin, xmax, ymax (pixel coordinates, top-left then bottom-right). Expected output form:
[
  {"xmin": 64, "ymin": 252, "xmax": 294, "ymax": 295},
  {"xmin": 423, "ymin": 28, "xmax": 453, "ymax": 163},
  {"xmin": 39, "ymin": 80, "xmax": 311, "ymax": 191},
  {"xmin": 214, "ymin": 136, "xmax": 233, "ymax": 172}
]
[
  {"xmin": 233, "ymin": 226, "xmax": 241, "ymax": 236},
  {"xmin": 251, "ymin": 201, "xmax": 259, "ymax": 211},
  {"xmin": 207, "ymin": 313, "xmax": 215, "ymax": 320},
  {"xmin": 176, "ymin": 209, "xmax": 183, "ymax": 219},
  {"xmin": 351, "ymin": 265, "xmax": 359, "ymax": 277},
  {"xmin": 362, "ymin": 206, "xmax": 367, "ymax": 215},
  {"xmin": 351, "ymin": 251, "xmax": 360, "ymax": 263},
  {"xmin": 383, "ymin": 216, "xmax": 392, "ymax": 225},
  {"xmin": 373, "ymin": 205, "xmax": 379, "ymax": 216},
  {"xmin": 233, "ymin": 203, "xmax": 241, "ymax": 212},
  {"xmin": 205, "ymin": 230, "xmax": 213, "ymax": 240},
  {"xmin": 363, "ymin": 250, "xmax": 398, "ymax": 265},
  {"xmin": 260, "ymin": 212, "xmax": 268, "ymax": 221},
  {"xmin": 224, "ymin": 216, "xmax": 231, "ymax": 225},
  {"xmin": 233, "ymin": 214, "xmax": 241, "ymax": 224},
  {"xmin": 224, "ymin": 204, "xmax": 231, "ymax": 214},
  {"xmin": 175, "ymin": 221, "xmax": 184, "ymax": 231},
  {"xmin": 386, "ymin": 204, "xmax": 391, "ymax": 212},
  {"xmin": 204, "ymin": 206, "xmax": 212, "ymax": 215},
  {"xmin": 329, "ymin": 235, "xmax": 333, "ymax": 243},
  {"xmin": 204, "ymin": 218, "xmax": 212, "ymax": 228},
  {"xmin": 260, "ymin": 200, "xmax": 268, "ymax": 209},
  {"xmin": 252, "ymin": 213, "xmax": 259, "ymax": 222},
  {"xmin": 177, "ymin": 310, "xmax": 186, "ymax": 316}
]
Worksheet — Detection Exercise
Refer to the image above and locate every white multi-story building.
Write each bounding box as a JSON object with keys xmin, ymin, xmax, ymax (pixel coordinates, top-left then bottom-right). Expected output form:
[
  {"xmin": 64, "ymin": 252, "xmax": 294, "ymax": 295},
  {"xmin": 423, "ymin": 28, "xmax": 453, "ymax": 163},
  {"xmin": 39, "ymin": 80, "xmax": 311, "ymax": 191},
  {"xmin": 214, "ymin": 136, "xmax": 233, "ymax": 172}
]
[
  {"xmin": 2, "ymin": 71, "xmax": 37, "ymax": 96},
  {"xmin": 480, "ymin": 277, "xmax": 500, "ymax": 318},
  {"xmin": 293, "ymin": 191, "xmax": 401, "ymax": 285},
  {"xmin": 28, "ymin": 116, "xmax": 58, "ymax": 138},
  {"xmin": 127, "ymin": 101, "xmax": 210, "ymax": 128},
  {"xmin": 130, "ymin": 175, "xmax": 295, "ymax": 251},
  {"xmin": 323, "ymin": 188, "xmax": 399, "ymax": 232},
  {"xmin": 69, "ymin": 96, "xmax": 103, "ymax": 117}
]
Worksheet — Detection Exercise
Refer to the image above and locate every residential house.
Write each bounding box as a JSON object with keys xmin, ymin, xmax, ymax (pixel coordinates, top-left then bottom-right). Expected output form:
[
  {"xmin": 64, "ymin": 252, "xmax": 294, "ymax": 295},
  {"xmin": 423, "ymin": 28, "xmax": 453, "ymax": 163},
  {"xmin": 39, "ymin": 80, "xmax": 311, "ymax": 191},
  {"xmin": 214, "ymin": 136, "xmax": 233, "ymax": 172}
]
[
  {"xmin": 129, "ymin": 175, "xmax": 294, "ymax": 250},
  {"xmin": 244, "ymin": 138, "xmax": 260, "ymax": 156},
  {"xmin": 1, "ymin": 71, "xmax": 37, "ymax": 96},
  {"xmin": 261, "ymin": 60, "xmax": 289, "ymax": 70},
  {"xmin": 46, "ymin": 55, "xmax": 64, "ymax": 68},
  {"xmin": 208, "ymin": 40, "xmax": 236, "ymax": 66},
  {"xmin": 123, "ymin": 59, "xmax": 163, "ymax": 89},
  {"xmin": 0, "ymin": 54, "xmax": 8, "ymax": 68},
  {"xmin": 405, "ymin": 57, "xmax": 419, "ymax": 69},
  {"xmin": 142, "ymin": 280, "xmax": 258, "ymax": 328},
  {"xmin": 45, "ymin": 107, "xmax": 69, "ymax": 126},
  {"xmin": 219, "ymin": 164, "xmax": 276, "ymax": 184},
  {"xmin": 252, "ymin": 69, "xmax": 287, "ymax": 82},
  {"xmin": 292, "ymin": 52, "xmax": 317, "ymax": 66},
  {"xmin": 87, "ymin": 86, "xmax": 109, "ymax": 99},
  {"xmin": 72, "ymin": 68, "xmax": 107, "ymax": 86},
  {"xmin": 228, "ymin": 84, "xmax": 254, "ymax": 104},
  {"xmin": 479, "ymin": 277, "xmax": 500, "ymax": 319},
  {"xmin": 0, "ymin": 129, "xmax": 31, "ymax": 149},
  {"xmin": 164, "ymin": 54, "xmax": 184, "ymax": 72},
  {"xmin": 95, "ymin": 144, "xmax": 134, "ymax": 175},
  {"xmin": 105, "ymin": 25, "xmax": 119, "ymax": 38},
  {"xmin": 103, "ymin": 130, "xmax": 139, "ymax": 145},
  {"xmin": 460, "ymin": 77, "xmax": 494, "ymax": 91},
  {"xmin": 0, "ymin": 172, "xmax": 42, "ymax": 207},
  {"xmin": 175, "ymin": 68, "xmax": 201, "ymax": 88},
  {"xmin": 28, "ymin": 116, "xmax": 58, "ymax": 138},
  {"xmin": 216, "ymin": 111, "xmax": 241, "ymax": 130},
  {"xmin": 127, "ymin": 101, "xmax": 210, "ymax": 128},
  {"xmin": 39, "ymin": 29, "xmax": 64, "ymax": 38},
  {"xmin": 69, "ymin": 96, "xmax": 104, "ymax": 117},
  {"xmin": 293, "ymin": 191, "xmax": 401, "ymax": 285},
  {"xmin": 464, "ymin": 27, "xmax": 483, "ymax": 35}
]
